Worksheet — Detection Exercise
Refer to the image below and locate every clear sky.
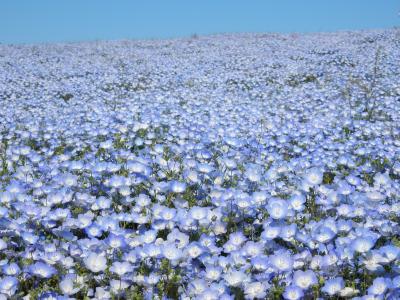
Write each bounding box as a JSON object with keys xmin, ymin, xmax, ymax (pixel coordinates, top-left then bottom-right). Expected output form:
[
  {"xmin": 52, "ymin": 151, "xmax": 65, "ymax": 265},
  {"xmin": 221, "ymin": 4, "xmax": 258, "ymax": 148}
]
[{"xmin": 0, "ymin": 0, "xmax": 399, "ymax": 44}]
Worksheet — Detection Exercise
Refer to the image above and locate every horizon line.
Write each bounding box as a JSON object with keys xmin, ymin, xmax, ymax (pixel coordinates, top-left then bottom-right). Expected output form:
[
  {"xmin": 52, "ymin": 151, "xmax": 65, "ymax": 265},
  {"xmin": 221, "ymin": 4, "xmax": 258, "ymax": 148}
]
[{"xmin": 1, "ymin": 26, "xmax": 398, "ymax": 47}]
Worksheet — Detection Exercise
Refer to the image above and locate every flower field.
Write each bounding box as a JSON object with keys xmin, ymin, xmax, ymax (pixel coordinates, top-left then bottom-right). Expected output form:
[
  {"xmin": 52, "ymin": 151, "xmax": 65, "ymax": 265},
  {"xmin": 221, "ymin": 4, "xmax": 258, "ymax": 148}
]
[{"xmin": 0, "ymin": 29, "xmax": 399, "ymax": 299}]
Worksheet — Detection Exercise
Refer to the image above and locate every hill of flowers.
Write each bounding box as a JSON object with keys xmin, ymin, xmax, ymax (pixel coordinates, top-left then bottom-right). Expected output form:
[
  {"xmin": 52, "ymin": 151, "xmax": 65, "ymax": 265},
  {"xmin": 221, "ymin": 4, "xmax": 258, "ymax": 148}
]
[{"xmin": 0, "ymin": 28, "xmax": 400, "ymax": 299}]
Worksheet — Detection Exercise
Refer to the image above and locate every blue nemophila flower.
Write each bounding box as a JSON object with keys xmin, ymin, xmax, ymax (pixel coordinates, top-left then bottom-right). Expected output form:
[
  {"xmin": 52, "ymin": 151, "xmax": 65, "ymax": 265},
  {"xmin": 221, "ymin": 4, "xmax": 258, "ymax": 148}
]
[
  {"xmin": 267, "ymin": 198, "xmax": 289, "ymax": 219},
  {"xmin": 92, "ymin": 196, "xmax": 111, "ymax": 210},
  {"xmin": 270, "ymin": 250, "xmax": 294, "ymax": 272},
  {"xmin": 321, "ymin": 277, "xmax": 345, "ymax": 296},
  {"xmin": 312, "ymin": 225, "xmax": 336, "ymax": 243},
  {"xmin": 162, "ymin": 243, "xmax": 183, "ymax": 261},
  {"xmin": 280, "ymin": 223, "xmax": 297, "ymax": 241},
  {"xmin": 170, "ymin": 180, "xmax": 187, "ymax": 193},
  {"xmin": 84, "ymin": 252, "xmax": 107, "ymax": 273},
  {"xmin": 245, "ymin": 164, "xmax": 262, "ymax": 183},
  {"xmin": 346, "ymin": 174, "xmax": 361, "ymax": 186},
  {"xmin": 227, "ymin": 232, "xmax": 247, "ymax": 248},
  {"xmin": 197, "ymin": 163, "xmax": 214, "ymax": 174},
  {"xmin": 97, "ymin": 215, "xmax": 119, "ymax": 231},
  {"xmin": 0, "ymin": 240, "xmax": 6, "ymax": 251},
  {"xmin": 99, "ymin": 140, "xmax": 113, "ymax": 150},
  {"xmin": 196, "ymin": 288, "xmax": 220, "ymax": 300},
  {"xmin": 6, "ymin": 181, "xmax": 25, "ymax": 195},
  {"xmin": 106, "ymin": 233, "xmax": 127, "ymax": 249},
  {"xmin": 292, "ymin": 270, "xmax": 318, "ymax": 290},
  {"xmin": 351, "ymin": 236, "xmax": 376, "ymax": 254},
  {"xmin": 360, "ymin": 251, "xmax": 386, "ymax": 272},
  {"xmin": 289, "ymin": 193, "xmax": 306, "ymax": 211},
  {"xmin": 373, "ymin": 172, "xmax": 391, "ymax": 187},
  {"xmin": 76, "ymin": 213, "xmax": 93, "ymax": 229},
  {"xmin": 2, "ymin": 263, "xmax": 21, "ymax": 276},
  {"xmin": 109, "ymin": 261, "xmax": 134, "ymax": 277},
  {"xmin": 135, "ymin": 193, "xmax": 151, "ymax": 207},
  {"xmin": 367, "ymin": 277, "xmax": 392, "ymax": 295},
  {"xmin": 140, "ymin": 229, "xmax": 157, "ymax": 244},
  {"xmin": 261, "ymin": 223, "xmax": 281, "ymax": 240},
  {"xmin": 160, "ymin": 207, "xmax": 176, "ymax": 221},
  {"xmin": 39, "ymin": 291, "xmax": 70, "ymax": 300},
  {"xmin": 283, "ymin": 285, "xmax": 304, "ymax": 300},
  {"xmin": 366, "ymin": 191, "xmax": 385, "ymax": 202},
  {"xmin": 167, "ymin": 229, "xmax": 189, "ymax": 248},
  {"xmin": 204, "ymin": 265, "xmax": 223, "ymax": 281},
  {"xmin": 59, "ymin": 173, "xmax": 78, "ymax": 187},
  {"xmin": 236, "ymin": 195, "xmax": 252, "ymax": 210},
  {"xmin": 252, "ymin": 191, "xmax": 267, "ymax": 206},
  {"xmin": 141, "ymin": 243, "xmax": 162, "ymax": 258},
  {"xmin": 189, "ymin": 206, "xmax": 208, "ymax": 221},
  {"xmin": 337, "ymin": 219, "xmax": 353, "ymax": 233},
  {"xmin": 303, "ymin": 167, "xmax": 324, "ymax": 186},
  {"xmin": 108, "ymin": 175, "xmax": 130, "ymax": 188},
  {"xmin": 59, "ymin": 275, "xmax": 81, "ymax": 296},
  {"xmin": 0, "ymin": 276, "xmax": 18, "ymax": 297},
  {"xmin": 51, "ymin": 208, "xmax": 71, "ymax": 220},
  {"xmin": 28, "ymin": 262, "xmax": 57, "ymax": 278},
  {"xmin": 144, "ymin": 272, "xmax": 160, "ymax": 286},
  {"xmin": 223, "ymin": 270, "xmax": 250, "ymax": 287},
  {"xmin": 85, "ymin": 223, "xmax": 103, "ymax": 238},
  {"xmin": 187, "ymin": 278, "xmax": 207, "ymax": 296},
  {"xmin": 339, "ymin": 287, "xmax": 359, "ymax": 297},
  {"xmin": 185, "ymin": 242, "xmax": 205, "ymax": 259},
  {"xmin": 251, "ymin": 255, "xmax": 269, "ymax": 272},
  {"xmin": 185, "ymin": 170, "xmax": 201, "ymax": 184},
  {"xmin": 243, "ymin": 281, "xmax": 268, "ymax": 299},
  {"xmin": 379, "ymin": 245, "xmax": 400, "ymax": 262},
  {"xmin": 242, "ymin": 241, "xmax": 263, "ymax": 258},
  {"xmin": 392, "ymin": 275, "xmax": 400, "ymax": 289},
  {"xmin": 0, "ymin": 192, "xmax": 13, "ymax": 204},
  {"xmin": 337, "ymin": 180, "xmax": 355, "ymax": 195},
  {"xmin": 110, "ymin": 279, "xmax": 130, "ymax": 294}
]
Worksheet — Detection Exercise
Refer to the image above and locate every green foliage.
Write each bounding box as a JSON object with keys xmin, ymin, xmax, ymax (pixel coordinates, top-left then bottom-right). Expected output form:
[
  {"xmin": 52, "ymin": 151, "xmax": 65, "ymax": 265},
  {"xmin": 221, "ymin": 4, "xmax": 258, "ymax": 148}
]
[
  {"xmin": 322, "ymin": 171, "xmax": 335, "ymax": 184},
  {"xmin": 113, "ymin": 133, "xmax": 127, "ymax": 149},
  {"xmin": 126, "ymin": 287, "xmax": 145, "ymax": 300},
  {"xmin": 342, "ymin": 126, "xmax": 353, "ymax": 137},
  {"xmin": 136, "ymin": 128, "xmax": 148, "ymax": 139},
  {"xmin": 182, "ymin": 186, "xmax": 198, "ymax": 207},
  {"xmin": 286, "ymin": 73, "xmax": 318, "ymax": 87},
  {"xmin": 26, "ymin": 138, "xmax": 41, "ymax": 151},
  {"xmin": 71, "ymin": 206, "xmax": 85, "ymax": 217},
  {"xmin": 0, "ymin": 140, "xmax": 9, "ymax": 177},
  {"xmin": 305, "ymin": 188, "xmax": 320, "ymax": 220},
  {"xmin": 156, "ymin": 259, "xmax": 181, "ymax": 299},
  {"xmin": 230, "ymin": 287, "xmax": 245, "ymax": 300},
  {"xmin": 269, "ymin": 277, "xmax": 286, "ymax": 300},
  {"xmin": 370, "ymin": 156, "xmax": 390, "ymax": 173},
  {"xmin": 59, "ymin": 93, "xmax": 74, "ymax": 102},
  {"xmin": 73, "ymin": 145, "xmax": 92, "ymax": 160},
  {"xmin": 362, "ymin": 171, "xmax": 374, "ymax": 186},
  {"xmin": 157, "ymin": 228, "xmax": 170, "ymax": 240},
  {"xmin": 53, "ymin": 144, "xmax": 66, "ymax": 156},
  {"xmin": 137, "ymin": 261, "xmax": 151, "ymax": 276},
  {"xmin": 392, "ymin": 237, "xmax": 400, "ymax": 248},
  {"xmin": 20, "ymin": 275, "xmax": 60, "ymax": 300}
]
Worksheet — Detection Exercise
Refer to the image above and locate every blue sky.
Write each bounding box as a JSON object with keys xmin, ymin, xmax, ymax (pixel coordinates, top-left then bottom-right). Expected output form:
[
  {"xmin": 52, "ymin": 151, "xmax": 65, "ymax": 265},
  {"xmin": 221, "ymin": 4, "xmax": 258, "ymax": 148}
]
[{"xmin": 0, "ymin": 0, "xmax": 399, "ymax": 44}]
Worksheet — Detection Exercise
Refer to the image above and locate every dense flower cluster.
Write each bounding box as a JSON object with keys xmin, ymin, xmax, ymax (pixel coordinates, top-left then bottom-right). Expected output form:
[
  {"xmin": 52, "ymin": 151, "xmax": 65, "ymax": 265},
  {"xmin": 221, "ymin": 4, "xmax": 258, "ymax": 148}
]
[{"xmin": 0, "ymin": 29, "xmax": 399, "ymax": 299}]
